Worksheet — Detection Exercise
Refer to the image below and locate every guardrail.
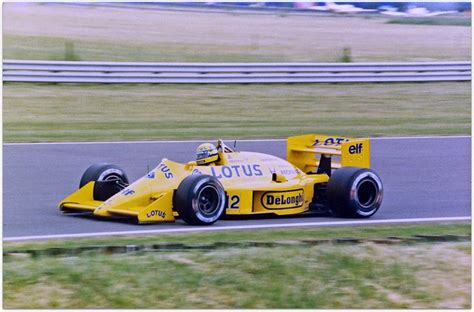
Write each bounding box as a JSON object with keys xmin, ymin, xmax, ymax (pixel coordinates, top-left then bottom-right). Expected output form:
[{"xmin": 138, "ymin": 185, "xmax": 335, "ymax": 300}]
[{"xmin": 3, "ymin": 60, "xmax": 471, "ymax": 83}]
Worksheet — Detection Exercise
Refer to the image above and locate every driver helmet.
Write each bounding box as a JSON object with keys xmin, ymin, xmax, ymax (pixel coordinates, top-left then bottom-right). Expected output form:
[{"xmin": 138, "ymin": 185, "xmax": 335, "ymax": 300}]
[{"xmin": 196, "ymin": 143, "xmax": 219, "ymax": 165}]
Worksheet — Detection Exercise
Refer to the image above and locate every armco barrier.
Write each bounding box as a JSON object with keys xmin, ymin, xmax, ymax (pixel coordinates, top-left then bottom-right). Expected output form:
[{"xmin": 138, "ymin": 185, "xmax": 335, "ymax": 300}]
[{"xmin": 3, "ymin": 60, "xmax": 471, "ymax": 83}]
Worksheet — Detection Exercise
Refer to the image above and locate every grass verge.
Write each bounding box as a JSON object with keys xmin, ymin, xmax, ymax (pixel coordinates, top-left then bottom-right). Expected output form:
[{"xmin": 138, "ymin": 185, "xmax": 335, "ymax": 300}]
[
  {"xmin": 387, "ymin": 17, "xmax": 471, "ymax": 27},
  {"xmin": 3, "ymin": 222, "xmax": 470, "ymax": 251},
  {"xmin": 3, "ymin": 82, "xmax": 470, "ymax": 142},
  {"xmin": 3, "ymin": 223, "xmax": 471, "ymax": 308},
  {"xmin": 3, "ymin": 3, "xmax": 471, "ymax": 62}
]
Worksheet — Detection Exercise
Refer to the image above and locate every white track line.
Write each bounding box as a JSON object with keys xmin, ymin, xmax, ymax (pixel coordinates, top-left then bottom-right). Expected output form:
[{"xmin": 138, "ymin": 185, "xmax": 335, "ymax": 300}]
[
  {"xmin": 3, "ymin": 216, "xmax": 470, "ymax": 242},
  {"xmin": 371, "ymin": 135, "xmax": 470, "ymax": 140},
  {"xmin": 3, "ymin": 135, "xmax": 471, "ymax": 146}
]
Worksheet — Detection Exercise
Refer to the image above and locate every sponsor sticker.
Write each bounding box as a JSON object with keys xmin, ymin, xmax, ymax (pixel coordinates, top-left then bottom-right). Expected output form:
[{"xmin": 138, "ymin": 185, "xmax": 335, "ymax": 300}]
[
  {"xmin": 121, "ymin": 188, "xmax": 135, "ymax": 196},
  {"xmin": 312, "ymin": 137, "xmax": 349, "ymax": 146},
  {"xmin": 261, "ymin": 189, "xmax": 304, "ymax": 209},
  {"xmin": 210, "ymin": 164, "xmax": 263, "ymax": 179},
  {"xmin": 157, "ymin": 163, "xmax": 174, "ymax": 179},
  {"xmin": 349, "ymin": 143, "xmax": 363, "ymax": 154},
  {"xmin": 146, "ymin": 209, "xmax": 166, "ymax": 219}
]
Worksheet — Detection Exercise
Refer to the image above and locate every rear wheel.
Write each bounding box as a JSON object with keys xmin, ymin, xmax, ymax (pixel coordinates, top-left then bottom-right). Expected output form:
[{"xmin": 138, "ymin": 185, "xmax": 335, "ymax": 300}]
[
  {"xmin": 174, "ymin": 175, "xmax": 225, "ymax": 225},
  {"xmin": 80, "ymin": 163, "xmax": 129, "ymax": 201},
  {"xmin": 326, "ymin": 167, "xmax": 383, "ymax": 218}
]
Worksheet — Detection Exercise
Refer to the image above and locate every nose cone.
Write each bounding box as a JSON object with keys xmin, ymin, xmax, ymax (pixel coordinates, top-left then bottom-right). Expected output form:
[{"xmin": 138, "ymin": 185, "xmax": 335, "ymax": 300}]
[
  {"xmin": 92, "ymin": 159, "xmax": 185, "ymax": 218},
  {"xmin": 93, "ymin": 175, "xmax": 154, "ymax": 217}
]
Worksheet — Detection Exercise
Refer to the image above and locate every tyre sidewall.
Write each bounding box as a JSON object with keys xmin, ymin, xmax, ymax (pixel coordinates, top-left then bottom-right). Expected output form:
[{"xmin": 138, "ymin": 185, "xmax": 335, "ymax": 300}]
[{"xmin": 327, "ymin": 167, "xmax": 383, "ymax": 218}]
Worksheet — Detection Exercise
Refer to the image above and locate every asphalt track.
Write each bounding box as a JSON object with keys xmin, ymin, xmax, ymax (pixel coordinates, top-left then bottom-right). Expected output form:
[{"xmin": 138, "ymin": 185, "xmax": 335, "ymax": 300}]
[{"xmin": 3, "ymin": 136, "xmax": 471, "ymax": 241}]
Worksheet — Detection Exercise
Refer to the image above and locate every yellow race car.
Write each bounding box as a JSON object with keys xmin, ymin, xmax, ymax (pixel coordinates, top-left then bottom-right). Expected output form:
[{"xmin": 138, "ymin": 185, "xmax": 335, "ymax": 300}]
[{"xmin": 59, "ymin": 134, "xmax": 383, "ymax": 225}]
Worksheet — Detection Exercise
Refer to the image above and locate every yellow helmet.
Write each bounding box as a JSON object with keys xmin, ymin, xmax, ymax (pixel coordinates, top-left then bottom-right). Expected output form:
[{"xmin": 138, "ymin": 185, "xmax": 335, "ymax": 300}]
[{"xmin": 196, "ymin": 143, "xmax": 219, "ymax": 165}]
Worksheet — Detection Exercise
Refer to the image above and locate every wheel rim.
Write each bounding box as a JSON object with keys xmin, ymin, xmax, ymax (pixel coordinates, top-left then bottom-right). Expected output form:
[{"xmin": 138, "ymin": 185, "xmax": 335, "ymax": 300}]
[
  {"xmin": 351, "ymin": 172, "xmax": 383, "ymax": 216},
  {"xmin": 102, "ymin": 173, "xmax": 128, "ymax": 189},
  {"xmin": 356, "ymin": 179, "xmax": 377, "ymax": 209},
  {"xmin": 197, "ymin": 185, "xmax": 220, "ymax": 216},
  {"xmin": 98, "ymin": 168, "xmax": 125, "ymax": 182},
  {"xmin": 103, "ymin": 174, "xmax": 122, "ymax": 182}
]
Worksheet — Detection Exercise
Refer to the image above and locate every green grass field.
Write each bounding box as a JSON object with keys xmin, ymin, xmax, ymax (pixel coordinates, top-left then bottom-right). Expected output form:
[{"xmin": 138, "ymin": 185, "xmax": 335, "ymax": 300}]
[
  {"xmin": 3, "ymin": 82, "xmax": 470, "ymax": 142},
  {"xmin": 3, "ymin": 3, "xmax": 471, "ymax": 62},
  {"xmin": 388, "ymin": 17, "xmax": 471, "ymax": 27},
  {"xmin": 3, "ymin": 223, "xmax": 471, "ymax": 309}
]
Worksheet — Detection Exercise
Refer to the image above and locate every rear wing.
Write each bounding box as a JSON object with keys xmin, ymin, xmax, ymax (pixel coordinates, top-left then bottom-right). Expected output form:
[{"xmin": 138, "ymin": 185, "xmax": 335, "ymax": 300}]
[{"xmin": 287, "ymin": 134, "xmax": 370, "ymax": 173}]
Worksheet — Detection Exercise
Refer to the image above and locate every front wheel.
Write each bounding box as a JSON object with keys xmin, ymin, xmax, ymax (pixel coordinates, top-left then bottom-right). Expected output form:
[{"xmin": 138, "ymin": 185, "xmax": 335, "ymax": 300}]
[
  {"xmin": 80, "ymin": 163, "xmax": 129, "ymax": 201},
  {"xmin": 326, "ymin": 167, "xmax": 383, "ymax": 218},
  {"xmin": 174, "ymin": 175, "xmax": 226, "ymax": 225}
]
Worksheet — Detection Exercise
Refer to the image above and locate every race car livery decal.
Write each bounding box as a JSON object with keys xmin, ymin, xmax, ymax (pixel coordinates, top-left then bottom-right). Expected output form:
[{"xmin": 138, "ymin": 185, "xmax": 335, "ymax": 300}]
[
  {"xmin": 121, "ymin": 188, "xmax": 135, "ymax": 196},
  {"xmin": 157, "ymin": 163, "xmax": 174, "ymax": 179},
  {"xmin": 210, "ymin": 164, "xmax": 263, "ymax": 179},
  {"xmin": 280, "ymin": 168, "xmax": 298, "ymax": 175},
  {"xmin": 261, "ymin": 189, "xmax": 304, "ymax": 209},
  {"xmin": 225, "ymin": 194, "xmax": 240, "ymax": 209},
  {"xmin": 349, "ymin": 143, "xmax": 363, "ymax": 154},
  {"xmin": 268, "ymin": 166, "xmax": 298, "ymax": 176},
  {"xmin": 312, "ymin": 137, "xmax": 349, "ymax": 146},
  {"xmin": 146, "ymin": 209, "xmax": 166, "ymax": 219}
]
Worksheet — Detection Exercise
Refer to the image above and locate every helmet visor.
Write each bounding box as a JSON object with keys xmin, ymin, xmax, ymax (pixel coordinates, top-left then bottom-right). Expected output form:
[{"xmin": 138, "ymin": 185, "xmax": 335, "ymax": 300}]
[{"xmin": 197, "ymin": 149, "xmax": 211, "ymax": 160}]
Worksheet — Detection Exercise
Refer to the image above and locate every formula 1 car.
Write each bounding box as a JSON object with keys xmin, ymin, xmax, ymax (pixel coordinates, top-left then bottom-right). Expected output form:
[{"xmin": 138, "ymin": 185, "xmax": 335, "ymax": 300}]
[{"xmin": 59, "ymin": 134, "xmax": 383, "ymax": 225}]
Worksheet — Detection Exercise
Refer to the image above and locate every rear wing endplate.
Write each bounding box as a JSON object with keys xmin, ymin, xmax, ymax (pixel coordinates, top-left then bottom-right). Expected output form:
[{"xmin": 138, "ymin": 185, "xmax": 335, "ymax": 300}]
[{"xmin": 287, "ymin": 134, "xmax": 371, "ymax": 173}]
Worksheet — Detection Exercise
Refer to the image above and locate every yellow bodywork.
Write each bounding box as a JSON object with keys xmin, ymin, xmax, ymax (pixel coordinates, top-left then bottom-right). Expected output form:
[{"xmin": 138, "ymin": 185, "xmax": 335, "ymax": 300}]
[
  {"xmin": 59, "ymin": 134, "xmax": 371, "ymax": 223},
  {"xmin": 287, "ymin": 134, "xmax": 370, "ymax": 172}
]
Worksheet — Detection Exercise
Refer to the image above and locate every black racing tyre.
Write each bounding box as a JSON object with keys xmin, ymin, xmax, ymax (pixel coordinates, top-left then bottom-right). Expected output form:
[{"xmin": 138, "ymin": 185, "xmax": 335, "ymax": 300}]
[
  {"xmin": 79, "ymin": 163, "xmax": 129, "ymax": 201},
  {"xmin": 174, "ymin": 175, "xmax": 226, "ymax": 225},
  {"xmin": 80, "ymin": 163, "xmax": 129, "ymax": 187},
  {"xmin": 326, "ymin": 167, "xmax": 383, "ymax": 218}
]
